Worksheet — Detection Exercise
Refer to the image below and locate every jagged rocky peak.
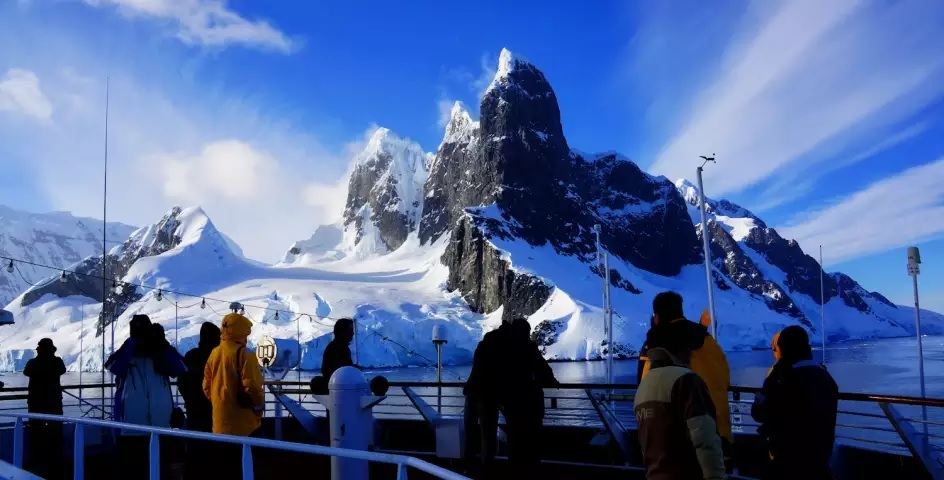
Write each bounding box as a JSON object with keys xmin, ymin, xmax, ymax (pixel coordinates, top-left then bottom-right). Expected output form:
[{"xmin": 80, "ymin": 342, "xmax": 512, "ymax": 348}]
[
  {"xmin": 442, "ymin": 101, "xmax": 479, "ymax": 147},
  {"xmin": 675, "ymin": 178, "xmax": 767, "ymax": 228},
  {"xmin": 342, "ymin": 127, "xmax": 430, "ymax": 252},
  {"xmin": 429, "ymin": 47, "xmax": 702, "ymax": 324}
]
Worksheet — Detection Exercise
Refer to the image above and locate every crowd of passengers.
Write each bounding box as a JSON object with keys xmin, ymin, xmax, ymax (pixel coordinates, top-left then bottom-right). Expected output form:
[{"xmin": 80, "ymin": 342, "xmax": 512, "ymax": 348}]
[{"xmin": 19, "ymin": 290, "xmax": 838, "ymax": 480}]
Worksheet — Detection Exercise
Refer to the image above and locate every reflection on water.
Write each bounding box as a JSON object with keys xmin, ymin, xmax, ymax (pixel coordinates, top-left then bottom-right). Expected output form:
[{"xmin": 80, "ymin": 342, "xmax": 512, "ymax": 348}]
[{"xmin": 1, "ymin": 335, "xmax": 939, "ymax": 397}]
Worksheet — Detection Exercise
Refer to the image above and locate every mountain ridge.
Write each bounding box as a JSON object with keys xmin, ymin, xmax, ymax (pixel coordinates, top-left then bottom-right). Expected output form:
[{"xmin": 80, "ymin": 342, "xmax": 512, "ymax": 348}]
[{"xmin": 1, "ymin": 48, "xmax": 940, "ymax": 371}]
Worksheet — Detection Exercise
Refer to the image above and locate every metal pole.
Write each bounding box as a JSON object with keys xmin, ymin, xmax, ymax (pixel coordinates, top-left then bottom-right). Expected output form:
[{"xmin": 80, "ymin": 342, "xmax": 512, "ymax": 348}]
[
  {"xmin": 101, "ymin": 77, "xmax": 110, "ymax": 420},
  {"xmin": 436, "ymin": 343, "xmax": 443, "ymax": 414},
  {"xmin": 353, "ymin": 319, "xmax": 360, "ymax": 365},
  {"xmin": 174, "ymin": 302, "xmax": 179, "ymax": 406},
  {"xmin": 696, "ymin": 165, "xmax": 718, "ymax": 339},
  {"xmin": 604, "ymin": 253, "xmax": 613, "ymax": 406},
  {"xmin": 913, "ymin": 274, "xmax": 926, "ymax": 398},
  {"xmin": 297, "ymin": 315, "xmax": 302, "ymax": 402},
  {"xmin": 820, "ymin": 245, "xmax": 826, "ymax": 365}
]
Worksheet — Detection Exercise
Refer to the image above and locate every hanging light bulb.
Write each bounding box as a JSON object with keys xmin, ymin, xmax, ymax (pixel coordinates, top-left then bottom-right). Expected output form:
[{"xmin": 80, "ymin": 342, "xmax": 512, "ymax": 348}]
[
  {"xmin": 59, "ymin": 271, "xmax": 67, "ymax": 283},
  {"xmin": 5, "ymin": 260, "xmax": 13, "ymax": 274},
  {"xmin": 407, "ymin": 350, "xmax": 414, "ymax": 358},
  {"xmin": 272, "ymin": 292, "xmax": 278, "ymax": 301},
  {"xmin": 200, "ymin": 298, "xmax": 206, "ymax": 310},
  {"xmin": 274, "ymin": 311, "xmax": 280, "ymax": 321},
  {"xmin": 381, "ymin": 337, "xmax": 387, "ymax": 343},
  {"xmin": 239, "ymin": 306, "xmax": 245, "ymax": 315},
  {"xmin": 156, "ymin": 289, "xmax": 163, "ymax": 302}
]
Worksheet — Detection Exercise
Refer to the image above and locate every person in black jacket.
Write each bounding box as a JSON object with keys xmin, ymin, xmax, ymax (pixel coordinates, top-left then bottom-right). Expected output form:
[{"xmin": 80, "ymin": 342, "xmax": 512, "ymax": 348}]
[
  {"xmin": 497, "ymin": 317, "xmax": 559, "ymax": 473},
  {"xmin": 23, "ymin": 338, "xmax": 66, "ymax": 478},
  {"xmin": 179, "ymin": 322, "xmax": 220, "ymax": 477},
  {"xmin": 180, "ymin": 322, "xmax": 221, "ymax": 432},
  {"xmin": 752, "ymin": 325, "xmax": 838, "ymax": 480},
  {"xmin": 321, "ymin": 318, "xmax": 357, "ymax": 382},
  {"xmin": 462, "ymin": 323, "xmax": 505, "ymax": 476}
]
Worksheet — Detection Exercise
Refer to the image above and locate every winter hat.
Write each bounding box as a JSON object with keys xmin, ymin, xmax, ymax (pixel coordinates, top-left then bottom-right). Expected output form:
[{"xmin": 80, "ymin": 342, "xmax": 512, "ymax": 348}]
[{"xmin": 37, "ymin": 338, "xmax": 56, "ymax": 353}]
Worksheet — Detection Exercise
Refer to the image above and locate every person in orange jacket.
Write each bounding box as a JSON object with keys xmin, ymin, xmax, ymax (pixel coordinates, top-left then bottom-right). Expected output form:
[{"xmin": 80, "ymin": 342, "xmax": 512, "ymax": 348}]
[
  {"xmin": 640, "ymin": 294, "xmax": 733, "ymax": 451},
  {"xmin": 203, "ymin": 312, "xmax": 265, "ymax": 437},
  {"xmin": 766, "ymin": 331, "xmax": 782, "ymax": 378}
]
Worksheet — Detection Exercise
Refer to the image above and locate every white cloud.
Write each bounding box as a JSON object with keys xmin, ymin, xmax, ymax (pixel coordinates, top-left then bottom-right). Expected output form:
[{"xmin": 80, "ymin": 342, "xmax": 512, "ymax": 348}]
[
  {"xmin": 646, "ymin": 0, "xmax": 944, "ymax": 197},
  {"xmin": 779, "ymin": 156, "xmax": 944, "ymax": 266},
  {"xmin": 84, "ymin": 0, "xmax": 295, "ymax": 53},
  {"xmin": 0, "ymin": 15, "xmax": 348, "ymax": 263},
  {"xmin": 157, "ymin": 140, "xmax": 277, "ymax": 203},
  {"xmin": 0, "ymin": 68, "xmax": 52, "ymax": 120}
]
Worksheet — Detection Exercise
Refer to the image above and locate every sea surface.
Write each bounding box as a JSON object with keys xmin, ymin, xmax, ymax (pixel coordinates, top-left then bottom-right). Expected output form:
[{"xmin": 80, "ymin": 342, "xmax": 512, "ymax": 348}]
[{"xmin": 1, "ymin": 335, "xmax": 939, "ymax": 395}]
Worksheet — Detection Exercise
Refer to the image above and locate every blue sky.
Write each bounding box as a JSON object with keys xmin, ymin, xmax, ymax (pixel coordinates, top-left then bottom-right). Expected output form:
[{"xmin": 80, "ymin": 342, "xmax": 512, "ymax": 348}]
[{"xmin": 0, "ymin": 0, "xmax": 943, "ymax": 311}]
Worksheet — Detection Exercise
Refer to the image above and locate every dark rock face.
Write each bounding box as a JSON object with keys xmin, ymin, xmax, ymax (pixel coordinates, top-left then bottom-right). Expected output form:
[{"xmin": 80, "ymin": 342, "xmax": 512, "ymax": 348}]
[
  {"xmin": 704, "ymin": 222, "xmax": 808, "ymax": 325},
  {"xmin": 744, "ymin": 227, "xmax": 840, "ymax": 306},
  {"xmin": 343, "ymin": 130, "xmax": 428, "ymax": 251},
  {"xmin": 423, "ymin": 54, "xmax": 701, "ymax": 325},
  {"xmin": 419, "ymin": 106, "xmax": 483, "ymax": 245},
  {"xmin": 441, "ymin": 216, "xmax": 552, "ymax": 322},
  {"xmin": 831, "ymin": 272, "xmax": 872, "ymax": 313},
  {"xmin": 20, "ymin": 207, "xmax": 188, "ymax": 335}
]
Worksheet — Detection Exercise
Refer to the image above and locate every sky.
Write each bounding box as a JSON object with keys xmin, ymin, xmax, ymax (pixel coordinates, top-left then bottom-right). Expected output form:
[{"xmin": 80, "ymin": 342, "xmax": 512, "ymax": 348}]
[{"xmin": 0, "ymin": 0, "xmax": 943, "ymax": 312}]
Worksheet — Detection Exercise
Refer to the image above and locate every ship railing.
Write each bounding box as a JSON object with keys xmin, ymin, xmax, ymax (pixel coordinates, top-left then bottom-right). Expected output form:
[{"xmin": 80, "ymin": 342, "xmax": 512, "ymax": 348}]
[
  {"xmin": 1, "ymin": 381, "xmax": 942, "ymax": 461},
  {"xmin": 1, "ymin": 411, "xmax": 469, "ymax": 480}
]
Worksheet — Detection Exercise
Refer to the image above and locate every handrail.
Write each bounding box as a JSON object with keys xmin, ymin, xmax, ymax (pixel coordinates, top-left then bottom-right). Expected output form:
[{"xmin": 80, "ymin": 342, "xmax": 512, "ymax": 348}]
[{"xmin": 2, "ymin": 412, "xmax": 469, "ymax": 480}]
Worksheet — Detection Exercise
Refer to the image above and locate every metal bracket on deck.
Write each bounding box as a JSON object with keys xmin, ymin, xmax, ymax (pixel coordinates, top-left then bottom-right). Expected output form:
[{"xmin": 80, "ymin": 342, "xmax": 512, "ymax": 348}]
[
  {"xmin": 402, "ymin": 387, "xmax": 464, "ymax": 459},
  {"xmin": 402, "ymin": 387, "xmax": 443, "ymax": 426},
  {"xmin": 268, "ymin": 384, "xmax": 320, "ymax": 437},
  {"xmin": 586, "ymin": 389, "xmax": 632, "ymax": 464},
  {"xmin": 880, "ymin": 402, "xmax": 944, "ymax": 480}
]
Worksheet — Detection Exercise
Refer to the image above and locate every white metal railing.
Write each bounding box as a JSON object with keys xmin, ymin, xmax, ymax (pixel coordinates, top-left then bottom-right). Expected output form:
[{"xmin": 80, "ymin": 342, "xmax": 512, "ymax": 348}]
[{"xmin": 3, "ymin": 412, "xmax": 469, "ymax": 480}]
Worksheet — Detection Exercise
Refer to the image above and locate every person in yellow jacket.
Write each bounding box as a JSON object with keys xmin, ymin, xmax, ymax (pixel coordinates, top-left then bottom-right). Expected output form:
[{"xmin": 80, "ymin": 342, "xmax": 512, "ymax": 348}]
[
  {"xmin": 640, "ymin": 294, "xmax": 733, "ymax": 448},
  {"xmin": 203, "ymin": 313, "xmax": 265, "ymax": 437}
]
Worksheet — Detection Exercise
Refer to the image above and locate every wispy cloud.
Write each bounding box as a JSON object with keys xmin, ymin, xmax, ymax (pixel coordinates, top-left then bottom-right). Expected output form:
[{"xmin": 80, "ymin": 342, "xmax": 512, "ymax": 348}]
[
  {"xmin": 0, "ymin": 68, "xmax": 52, "ymax": 120},
  {"xmin": 83, "ymin": 0, "xmax": 296, "ymax": 53},
  {"xmin": 752, "ymin": 121, "xmax": 932, "ymax": 212},
  {"xmin": 780, "ymin": 156, "xmax": 944, "ymax": 265},
  {"xmin": 436, "ymin": 97, "xmax": 455, "ymax": 129},
  {"xmin": 643, "ymin": 0, "xmax": 944, "ymax": 197},
  {"xmin": 303, "ymin": 125, "xmax": 382, "ymax": 224},
  {"xmin": 443, "ymin": 51, "xmax": 498, "ymax": 100}
]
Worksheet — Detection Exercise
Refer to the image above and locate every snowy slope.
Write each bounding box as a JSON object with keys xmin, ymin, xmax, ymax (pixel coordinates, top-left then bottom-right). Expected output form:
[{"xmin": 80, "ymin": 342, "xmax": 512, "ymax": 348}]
[
  {"xmin": 0, "ymin": 207, "xmax": 482, "ymax": 372},
  {"xmin": 0, "ymin": 205, "xmax": 136, "ymax": 307}
]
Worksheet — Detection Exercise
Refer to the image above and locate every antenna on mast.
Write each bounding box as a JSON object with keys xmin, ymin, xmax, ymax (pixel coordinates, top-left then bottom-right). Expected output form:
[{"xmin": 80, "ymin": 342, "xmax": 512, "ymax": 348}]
[{"xmin": 100, "ymin": 76, "xmax": 109, "ymax": 419}]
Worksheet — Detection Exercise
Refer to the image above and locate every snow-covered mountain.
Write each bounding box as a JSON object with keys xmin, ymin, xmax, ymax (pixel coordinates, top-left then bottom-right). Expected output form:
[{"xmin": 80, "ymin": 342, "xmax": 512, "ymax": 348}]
[
  {"xmin": 0, "ymin": 205, "xmax": 136, "ymax": 307},
  {"xmin": 2, "ymin": 48, "xmax": 941, "ymax": 372}
]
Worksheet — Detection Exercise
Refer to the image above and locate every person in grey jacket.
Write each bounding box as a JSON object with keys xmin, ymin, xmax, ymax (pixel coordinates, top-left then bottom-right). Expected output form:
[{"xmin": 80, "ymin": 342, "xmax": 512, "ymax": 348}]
[{"xmin": 634, "ymin": 329, "xmax": 726, "ymax": 480}]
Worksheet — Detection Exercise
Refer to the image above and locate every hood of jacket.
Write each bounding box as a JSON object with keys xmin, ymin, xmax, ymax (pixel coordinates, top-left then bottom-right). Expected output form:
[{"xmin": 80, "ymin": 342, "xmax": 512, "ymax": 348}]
[
  {"xmin": 646, "ymin": 347, "xmax": 687, "ymax": 369},
  {"xmin": 221, "ymin": 313, "xmax": 252, "ymax": 345},
  {"xmin": 199, "ymin": 322, "xmax": 222, "ymax": 349}
]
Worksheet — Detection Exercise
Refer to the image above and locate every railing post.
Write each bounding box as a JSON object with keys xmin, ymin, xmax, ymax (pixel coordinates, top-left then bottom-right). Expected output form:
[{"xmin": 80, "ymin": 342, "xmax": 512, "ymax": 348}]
[
  {"xmin": 397, "ymin": 462, "xmax": 409, "ymax": 480},
  {"xmin": 149, "ymin": 432, "xmax": 160, "ymax": 480},
  {"xmin": 13, "ymin": 416, "xmax": 24, "ymax": 468},
  {"xmin": 275, "ymin": 401, "xmax": 284, "ymax": 440},
  {"xmin": 242, "ymin": 443, "xmax": 254, "ymax": 480},
  {"xmin": 74, "ymin": 423, "xmax": 85, "ymax": 480}
]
